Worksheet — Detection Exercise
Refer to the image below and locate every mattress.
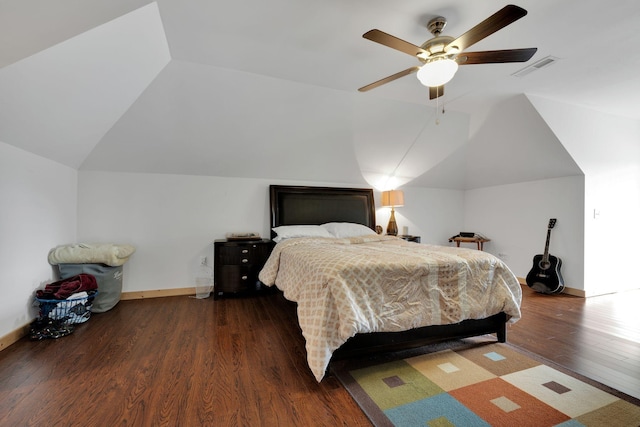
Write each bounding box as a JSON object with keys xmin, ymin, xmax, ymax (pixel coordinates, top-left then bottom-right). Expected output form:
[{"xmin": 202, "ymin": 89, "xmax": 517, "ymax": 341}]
[{"xmin": 258, "ymin": 235, "xmax": 522, "ymax": 381}]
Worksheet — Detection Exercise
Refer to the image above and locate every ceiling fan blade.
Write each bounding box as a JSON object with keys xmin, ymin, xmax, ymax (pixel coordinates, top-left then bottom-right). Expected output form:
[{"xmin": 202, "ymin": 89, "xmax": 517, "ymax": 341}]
[
  {"xmin": 446, "ymin": 5, "xmax": 528, "ymax": 53},
  {"xmin": 363, "ymin": 29, "xmax": 429, "ymax": 58},
  {"xmin": 457, "ymin": 48, "xmax": 537, "ymax": 65},
  {"xmin": 358, "ymin": 66, "xmax": 420, "ymax": 92},
  {"xmin": 429, "ymin": 86, "xmax": 444, "ymax": 100}
]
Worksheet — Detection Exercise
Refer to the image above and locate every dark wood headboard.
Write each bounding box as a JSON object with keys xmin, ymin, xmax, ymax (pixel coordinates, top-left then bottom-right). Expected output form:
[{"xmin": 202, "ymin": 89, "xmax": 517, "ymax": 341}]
[{"xmin": 269, "ymin": 185, "xmax": 376, "ymax": 238}]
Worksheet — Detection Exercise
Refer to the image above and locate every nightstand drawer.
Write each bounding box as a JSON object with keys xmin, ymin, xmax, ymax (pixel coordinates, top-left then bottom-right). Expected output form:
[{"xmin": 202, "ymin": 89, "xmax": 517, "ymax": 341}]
[
  {"xmin": 216, "ymin": 265, "xmax": 262, "ymax": 293},
  {"xmin": 213, "ymin": 239, "xmax": 275, "ymax": 298},
  {"xmin": 217, "ymin": 245, "xmax": 261, "ymax": 265}
]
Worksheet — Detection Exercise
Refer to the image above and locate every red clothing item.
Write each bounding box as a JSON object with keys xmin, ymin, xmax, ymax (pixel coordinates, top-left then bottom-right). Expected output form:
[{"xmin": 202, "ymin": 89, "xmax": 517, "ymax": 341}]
[{"xmin": 36, "ymin": 274, "xmax": 98, "ymax": 300}]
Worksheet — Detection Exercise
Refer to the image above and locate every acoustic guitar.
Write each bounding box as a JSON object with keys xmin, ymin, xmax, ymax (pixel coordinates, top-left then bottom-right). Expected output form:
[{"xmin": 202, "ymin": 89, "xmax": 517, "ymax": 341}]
[{"xmin": 526, "ymin": 219, "xmax": 564, "ymax": 294}]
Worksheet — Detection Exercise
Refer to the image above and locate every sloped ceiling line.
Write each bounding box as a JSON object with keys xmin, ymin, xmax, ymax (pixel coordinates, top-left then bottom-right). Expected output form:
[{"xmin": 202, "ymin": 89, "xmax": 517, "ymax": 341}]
[
  {"xmin": 0, "ymin": 2, "xmax": 170, "ymax": 168},
  {"xmin": 2, "ymin": 0, "xmax": 635, "ymax": 189}
]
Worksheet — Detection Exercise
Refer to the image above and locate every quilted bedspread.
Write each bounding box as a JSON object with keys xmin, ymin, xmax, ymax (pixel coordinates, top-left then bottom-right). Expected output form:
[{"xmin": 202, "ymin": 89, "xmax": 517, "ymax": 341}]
[{"xmin": 258, "ymin": 235, "xmax": 522, "ymax": 381}]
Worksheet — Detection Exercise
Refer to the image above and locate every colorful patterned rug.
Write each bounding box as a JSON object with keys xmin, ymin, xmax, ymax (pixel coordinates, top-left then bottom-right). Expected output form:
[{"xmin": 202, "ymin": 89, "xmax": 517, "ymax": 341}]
[{"xmin": 332, "ymin": 339, "xmax": 640, "ymax": 426}]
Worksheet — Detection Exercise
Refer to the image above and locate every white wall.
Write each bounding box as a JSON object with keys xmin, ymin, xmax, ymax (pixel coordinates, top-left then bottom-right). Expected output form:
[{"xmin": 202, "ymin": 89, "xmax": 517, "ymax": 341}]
[
  {"xmin": 463, "ymin": 176, "xmax": 585, "ymax": 291},
  {"xmin": 78, "ymin": 172, "xmax": 272, "ymax": 292},
  {"xmin": 529, "ymin": 96, "xmax": 640, "ymax": 295},
  {"xmin": 77, "ymin": 171, "xmax": 465, "ymax": 293},
  {"xmin": 391, "ymin": 186, "xmax": 465, "ymax": 245},
  {"xmin": 0, "ymin": 142, "xmax": 77, "ymax": 339}
]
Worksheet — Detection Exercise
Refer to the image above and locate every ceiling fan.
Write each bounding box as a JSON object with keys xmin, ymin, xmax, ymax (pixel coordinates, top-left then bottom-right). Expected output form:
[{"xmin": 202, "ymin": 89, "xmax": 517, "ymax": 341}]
[{"xmin": 358, "ymin": 4, "xmax": 537, "ymax": 99}]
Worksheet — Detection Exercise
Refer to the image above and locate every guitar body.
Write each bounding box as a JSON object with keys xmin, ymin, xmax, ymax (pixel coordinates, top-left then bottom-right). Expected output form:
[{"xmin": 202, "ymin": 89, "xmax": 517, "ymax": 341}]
[
  {"xmin": 526, "ymin": 218, "xmax": 564, "ymax": 294},
  {"xmin": 526, "ymin": 254, "xmax": 564, "ymax": 294}
]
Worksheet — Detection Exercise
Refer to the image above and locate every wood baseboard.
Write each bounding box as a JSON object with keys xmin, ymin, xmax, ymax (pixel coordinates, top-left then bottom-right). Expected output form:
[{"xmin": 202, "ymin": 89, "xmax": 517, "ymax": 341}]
[
  {"xmin": 120, "ymin": 287, "xmax": 196, "ymax": 300},
  {"xmin": 1, "ymin": 287, "xmax": 199, "ymax": 353},
  {"xmin": 0, "ymin": 322, "xmax": 31, "ymax": 352},
  {"xmin": 560, "ymin": 287, "xmax": 585, "ymax": 297},
  {"xmin": 517, "ymin": 277, "xmax": 584, "ymax": 297}
]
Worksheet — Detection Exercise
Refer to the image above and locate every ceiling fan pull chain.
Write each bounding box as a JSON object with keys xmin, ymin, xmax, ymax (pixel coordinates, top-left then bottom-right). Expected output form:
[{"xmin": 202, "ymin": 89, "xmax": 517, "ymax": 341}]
[{"xmin": 435, "ymin": 87, "xmax": 440, "ymax": 125}]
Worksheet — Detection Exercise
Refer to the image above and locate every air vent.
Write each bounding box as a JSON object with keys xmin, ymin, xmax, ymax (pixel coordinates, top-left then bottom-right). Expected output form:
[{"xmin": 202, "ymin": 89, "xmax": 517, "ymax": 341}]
[{"xmin": 512, "ymin": 55, "xmax": 558, "ymax": 77}]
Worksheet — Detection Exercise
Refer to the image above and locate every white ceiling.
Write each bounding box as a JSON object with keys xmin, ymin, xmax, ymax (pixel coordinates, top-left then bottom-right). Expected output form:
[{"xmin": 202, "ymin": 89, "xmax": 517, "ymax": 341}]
[{"xmin": 1, "ymin": 0, "xmax": 639, "ymax": 189}]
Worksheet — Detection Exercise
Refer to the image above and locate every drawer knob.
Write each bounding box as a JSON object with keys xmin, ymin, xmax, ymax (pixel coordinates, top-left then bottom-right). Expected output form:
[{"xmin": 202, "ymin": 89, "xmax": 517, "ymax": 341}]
[
  {"xmin": 242, "ymin": 258, "xmax": 248, "ymax": 263},
  {"xmin": 242, "ymin": 249, "xmax": 249, "ymax": 254},
  {"xmin": 241, "ymin": 275, "xmax": 248, "ymax": 280}
]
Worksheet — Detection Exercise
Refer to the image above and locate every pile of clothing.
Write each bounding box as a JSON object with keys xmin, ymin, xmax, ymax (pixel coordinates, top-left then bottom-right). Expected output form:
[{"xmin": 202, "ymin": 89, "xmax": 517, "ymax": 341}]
[{"xmin": 30, "ymin": 274, "xmax": 98, "ymax": 340}]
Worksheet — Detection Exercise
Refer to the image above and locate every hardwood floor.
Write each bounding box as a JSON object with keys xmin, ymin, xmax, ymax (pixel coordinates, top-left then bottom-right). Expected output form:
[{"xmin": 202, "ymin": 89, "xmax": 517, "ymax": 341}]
[
  {"xmin": 1, "ymin": 285, "xmax": 638, "ymax": 426},
  {"xmin": 509, "ymin": 285, "xmax": 640, "ymax": 400}
]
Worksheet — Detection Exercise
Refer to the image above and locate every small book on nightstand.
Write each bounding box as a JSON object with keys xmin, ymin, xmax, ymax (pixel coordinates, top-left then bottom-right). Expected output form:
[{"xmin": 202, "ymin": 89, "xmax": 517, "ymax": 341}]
[{"xmin": 225, "ymin": 232, "xmax": 261, "ymax": 241}]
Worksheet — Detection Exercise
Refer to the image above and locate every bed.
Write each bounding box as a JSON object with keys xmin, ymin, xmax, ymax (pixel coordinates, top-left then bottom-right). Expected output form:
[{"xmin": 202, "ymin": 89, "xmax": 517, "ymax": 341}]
[{"xmin": 258, "ymin": 185, "xmax": 522, "ymax": 381}]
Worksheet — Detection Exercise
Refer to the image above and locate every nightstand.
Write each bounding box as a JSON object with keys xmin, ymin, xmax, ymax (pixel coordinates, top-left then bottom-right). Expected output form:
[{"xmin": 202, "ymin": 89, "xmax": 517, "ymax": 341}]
[
  {"xmin": 213, "ymin": 239, "xmax": 275, "ymax": 298},
  {"xmin": 400, "ymin": 235, "xmax": 421, "ymax": 243}
]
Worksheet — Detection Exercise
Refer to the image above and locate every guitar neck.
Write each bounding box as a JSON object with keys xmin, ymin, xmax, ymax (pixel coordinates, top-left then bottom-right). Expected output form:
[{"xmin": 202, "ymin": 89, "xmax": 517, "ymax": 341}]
[{"xmin": 542, "ymin": 228, "xmax": 552, "ymax": 262}]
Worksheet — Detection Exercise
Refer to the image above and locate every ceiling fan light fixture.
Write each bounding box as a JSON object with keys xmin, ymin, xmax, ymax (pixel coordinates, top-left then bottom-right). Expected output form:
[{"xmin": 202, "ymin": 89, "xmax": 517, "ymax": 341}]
[
  {"xmin": 360, "ymin": 6, "xmax": 535, "ymax": 93},
  {"xmin": 416, "ymin": 58, "xmax": 458, "ymax": 87}
]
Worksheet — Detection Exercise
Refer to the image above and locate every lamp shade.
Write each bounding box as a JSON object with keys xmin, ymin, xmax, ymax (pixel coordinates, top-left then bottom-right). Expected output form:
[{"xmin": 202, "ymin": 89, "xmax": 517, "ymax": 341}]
[
  {"xmin": 416, "ymin": 58, "xmax": 458, "ymax": 87},
  {"xmin": 381, "ymin": 190, "xmax": 404, "ymax": 207}
]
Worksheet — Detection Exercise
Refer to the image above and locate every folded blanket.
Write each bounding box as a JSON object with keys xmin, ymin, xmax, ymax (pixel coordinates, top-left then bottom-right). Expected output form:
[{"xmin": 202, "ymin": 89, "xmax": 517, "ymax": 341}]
[{"xmin": 48, "ymin": 243, "xmax": 135, "ymax": 267}]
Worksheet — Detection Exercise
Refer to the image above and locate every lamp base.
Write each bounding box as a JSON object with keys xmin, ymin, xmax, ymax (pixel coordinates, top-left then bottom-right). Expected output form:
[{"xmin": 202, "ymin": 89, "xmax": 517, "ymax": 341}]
[{"xmin": 386, "ymin": 208, "xmax": 398, "ymax": 236}]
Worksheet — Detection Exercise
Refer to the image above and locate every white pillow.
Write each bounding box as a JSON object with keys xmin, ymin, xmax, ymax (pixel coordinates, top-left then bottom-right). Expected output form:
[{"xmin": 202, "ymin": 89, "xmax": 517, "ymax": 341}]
[
  {"xmin": 272, "ymin": 225, "xmax": 334, "ymax": 242},
  {"xmin": 321, "ymin": 222, "xmax": 377, "ymax": 238}
]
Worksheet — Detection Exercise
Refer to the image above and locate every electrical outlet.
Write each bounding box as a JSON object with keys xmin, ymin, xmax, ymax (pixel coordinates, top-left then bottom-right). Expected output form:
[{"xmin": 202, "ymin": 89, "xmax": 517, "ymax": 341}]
[{"xmin": 200, "ymin": 256, "xmax": 207, "ymax": 265}]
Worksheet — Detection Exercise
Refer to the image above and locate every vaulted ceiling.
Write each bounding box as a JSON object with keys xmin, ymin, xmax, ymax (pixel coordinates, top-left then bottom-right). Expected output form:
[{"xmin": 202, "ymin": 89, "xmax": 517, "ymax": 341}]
[{"xmin": 2, "ymin": 1, "xmax": 639, "ymax": 189}]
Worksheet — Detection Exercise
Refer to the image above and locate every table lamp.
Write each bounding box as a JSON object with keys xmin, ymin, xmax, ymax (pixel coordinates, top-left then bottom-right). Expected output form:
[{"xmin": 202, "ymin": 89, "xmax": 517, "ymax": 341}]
[{"xmin": 381, "ymin": 190, "xmax": 404, "ymax": 236}]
